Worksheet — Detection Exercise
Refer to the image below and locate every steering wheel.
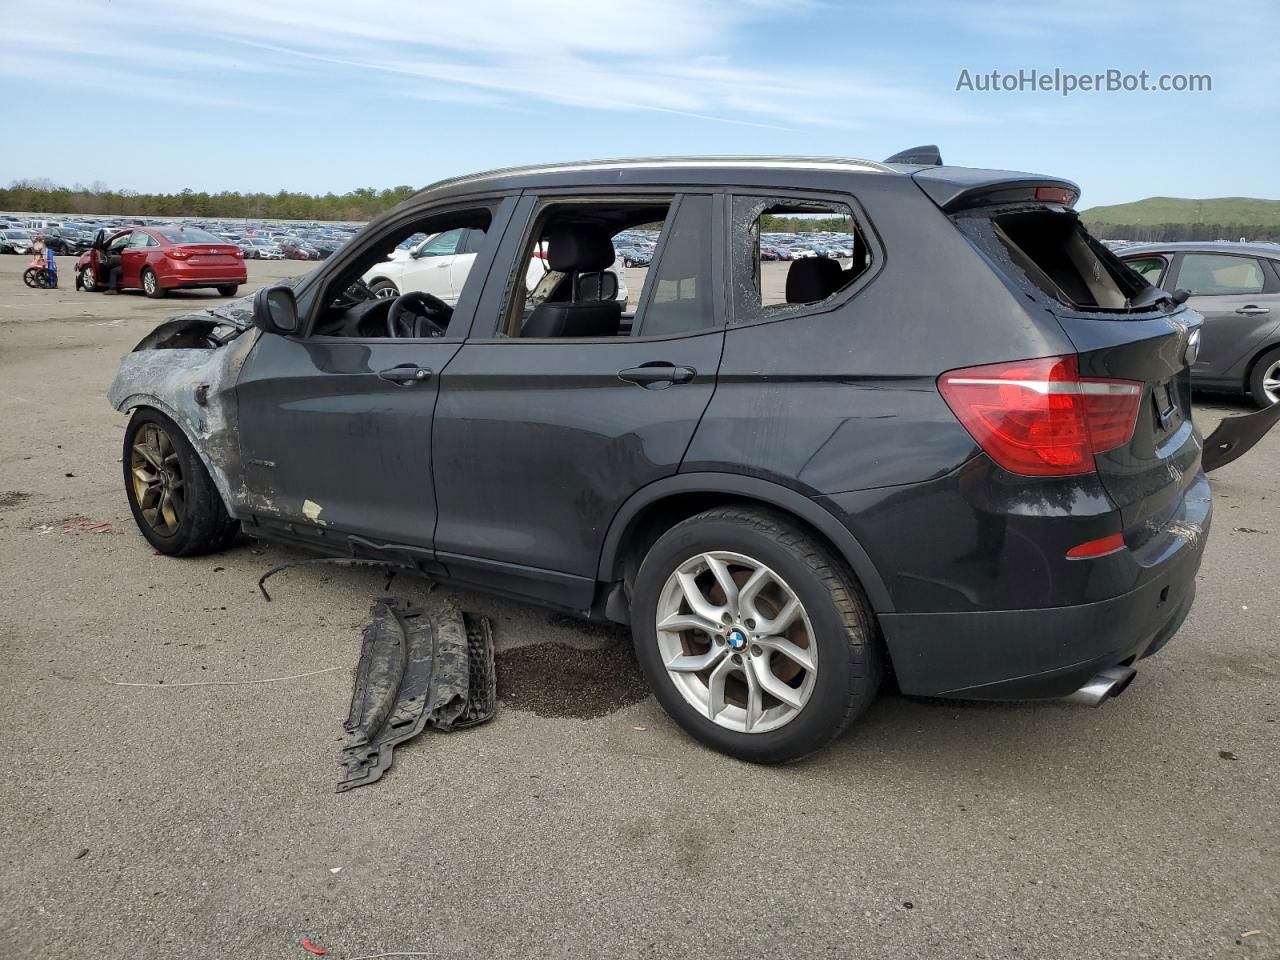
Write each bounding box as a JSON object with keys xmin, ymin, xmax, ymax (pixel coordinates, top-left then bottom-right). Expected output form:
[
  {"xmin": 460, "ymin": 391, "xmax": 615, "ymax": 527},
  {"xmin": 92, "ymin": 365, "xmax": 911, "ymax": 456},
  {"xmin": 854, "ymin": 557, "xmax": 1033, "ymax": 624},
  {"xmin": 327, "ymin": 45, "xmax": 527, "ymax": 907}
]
[{"xmin": 387, "ymin": 291, "xmax": 452, "ymax": 338}]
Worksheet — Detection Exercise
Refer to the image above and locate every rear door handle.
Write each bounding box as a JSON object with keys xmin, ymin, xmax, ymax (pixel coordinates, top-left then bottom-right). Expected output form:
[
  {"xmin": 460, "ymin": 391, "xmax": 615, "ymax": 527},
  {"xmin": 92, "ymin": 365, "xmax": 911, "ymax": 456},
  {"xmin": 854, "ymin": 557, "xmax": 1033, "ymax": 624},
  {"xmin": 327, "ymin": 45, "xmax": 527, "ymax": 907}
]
[
  {"xmin": 1236, "ymin": 305, "xmax": 1270, "ymax": 315},
  {"xmin": 618, "ymin": 363, "xmax": 697, "ymax": 387},
  {"xmin": 378, "ymin": 364, "xmax": 432, "ymax": 385}
]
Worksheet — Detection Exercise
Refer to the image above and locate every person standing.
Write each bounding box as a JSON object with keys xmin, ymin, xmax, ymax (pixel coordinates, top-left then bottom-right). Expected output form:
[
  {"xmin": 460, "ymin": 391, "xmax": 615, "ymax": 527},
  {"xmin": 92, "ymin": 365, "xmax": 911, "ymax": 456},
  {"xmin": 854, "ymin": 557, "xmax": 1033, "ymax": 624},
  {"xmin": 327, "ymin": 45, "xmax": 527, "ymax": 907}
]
[{"xmin": 43, "ymin": 238, "xmax": 57, "ymax": 288}]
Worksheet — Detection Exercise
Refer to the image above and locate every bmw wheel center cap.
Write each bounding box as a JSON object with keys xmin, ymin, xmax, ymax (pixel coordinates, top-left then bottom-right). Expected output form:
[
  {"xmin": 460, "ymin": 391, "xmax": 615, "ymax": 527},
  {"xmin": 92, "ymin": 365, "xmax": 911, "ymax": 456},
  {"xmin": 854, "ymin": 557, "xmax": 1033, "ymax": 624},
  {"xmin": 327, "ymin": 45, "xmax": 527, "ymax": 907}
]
[{"xmin": 727, "ymin": 629, "xmax": 747, "ymax": 651}]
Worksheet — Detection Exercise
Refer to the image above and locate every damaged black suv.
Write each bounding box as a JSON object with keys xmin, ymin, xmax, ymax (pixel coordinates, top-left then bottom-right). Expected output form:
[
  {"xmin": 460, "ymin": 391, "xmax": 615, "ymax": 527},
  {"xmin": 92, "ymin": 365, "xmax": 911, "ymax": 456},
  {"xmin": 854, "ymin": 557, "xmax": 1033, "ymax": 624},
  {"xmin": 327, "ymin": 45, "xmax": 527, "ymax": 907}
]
[{"xmin": 110, "ymin": 155, "xmax": 1215, "ymax": 763}]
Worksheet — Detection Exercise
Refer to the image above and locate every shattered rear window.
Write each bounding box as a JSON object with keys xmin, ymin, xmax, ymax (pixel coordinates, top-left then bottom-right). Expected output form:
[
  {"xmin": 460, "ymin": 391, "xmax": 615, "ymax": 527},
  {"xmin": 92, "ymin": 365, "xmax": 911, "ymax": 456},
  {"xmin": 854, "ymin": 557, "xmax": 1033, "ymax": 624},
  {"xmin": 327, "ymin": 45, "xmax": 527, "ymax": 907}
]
[{"xmin": 958, "ymin": 207, "xmax": 1156, "ymax": 313}]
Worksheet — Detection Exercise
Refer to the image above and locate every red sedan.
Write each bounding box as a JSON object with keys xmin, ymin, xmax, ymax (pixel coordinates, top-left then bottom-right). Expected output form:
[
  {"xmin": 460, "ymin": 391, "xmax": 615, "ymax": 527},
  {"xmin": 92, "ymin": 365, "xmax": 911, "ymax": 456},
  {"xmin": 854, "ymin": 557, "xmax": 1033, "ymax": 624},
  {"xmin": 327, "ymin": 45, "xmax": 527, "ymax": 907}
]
[{"xmin": 76, "ymin": 226, "xmax": 247, "ymax": 298}]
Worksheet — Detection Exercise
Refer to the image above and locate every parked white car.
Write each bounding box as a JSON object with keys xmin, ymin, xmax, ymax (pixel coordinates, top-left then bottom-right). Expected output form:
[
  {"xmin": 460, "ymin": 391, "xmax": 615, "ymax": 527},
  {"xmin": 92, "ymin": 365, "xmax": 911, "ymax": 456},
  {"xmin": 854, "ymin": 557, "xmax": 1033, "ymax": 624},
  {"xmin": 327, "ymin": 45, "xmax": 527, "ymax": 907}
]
[{"xmin": 363, "ymin": 228, "xmax": 628, "ymax": 306}]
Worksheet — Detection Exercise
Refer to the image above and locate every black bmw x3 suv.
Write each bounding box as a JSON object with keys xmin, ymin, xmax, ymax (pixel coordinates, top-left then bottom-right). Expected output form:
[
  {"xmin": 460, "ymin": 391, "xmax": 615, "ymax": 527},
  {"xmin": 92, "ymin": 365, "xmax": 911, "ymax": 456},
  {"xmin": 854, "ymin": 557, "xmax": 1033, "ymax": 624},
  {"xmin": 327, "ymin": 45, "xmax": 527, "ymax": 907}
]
[{"xmin": 110, "ymin": 156, "xmax": 1211, "ymax": 762}]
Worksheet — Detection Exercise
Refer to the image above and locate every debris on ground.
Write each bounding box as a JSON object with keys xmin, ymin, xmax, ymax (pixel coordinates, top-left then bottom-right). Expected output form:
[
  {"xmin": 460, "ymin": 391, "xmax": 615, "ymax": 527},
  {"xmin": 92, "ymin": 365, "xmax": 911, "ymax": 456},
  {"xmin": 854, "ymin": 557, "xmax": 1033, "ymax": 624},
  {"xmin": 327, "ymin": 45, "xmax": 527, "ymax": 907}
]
[
  {"xmin": 103, "ymin": 666, "xmax": 343, "ymax": 688},
  {"xmin": 0, "ymin": 491, "xmax": 31, "ymax": 509},
  {"xmin": 300, "ymin": 936, "xmax": 327, "ymax": 956},
  {"xmin": 257, "ymin": 557, "xmax": 405, "ymax": 602},
  {"xmin": 496, "ymin": 640, "xmax": 648, "ymax": 720},
  {"xmin": 338, "ymin": 597, "xmax": 496, "ymax": 792},
  {"xmin": 59, "ymin": 514, "xmax": 121, "ymax": 537},
  {"xmin": 1219, "ymin": 750, "xmax": 1240, "ymax": 760}
]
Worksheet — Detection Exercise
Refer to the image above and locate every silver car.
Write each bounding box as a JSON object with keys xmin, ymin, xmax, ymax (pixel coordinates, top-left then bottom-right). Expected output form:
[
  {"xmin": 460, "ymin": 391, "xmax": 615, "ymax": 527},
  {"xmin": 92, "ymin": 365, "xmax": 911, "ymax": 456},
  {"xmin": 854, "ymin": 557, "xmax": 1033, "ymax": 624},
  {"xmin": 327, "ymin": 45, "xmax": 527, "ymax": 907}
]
[{"xmin": 1121, "ymin": 242, "xmax": 1280, "ymax": 407}]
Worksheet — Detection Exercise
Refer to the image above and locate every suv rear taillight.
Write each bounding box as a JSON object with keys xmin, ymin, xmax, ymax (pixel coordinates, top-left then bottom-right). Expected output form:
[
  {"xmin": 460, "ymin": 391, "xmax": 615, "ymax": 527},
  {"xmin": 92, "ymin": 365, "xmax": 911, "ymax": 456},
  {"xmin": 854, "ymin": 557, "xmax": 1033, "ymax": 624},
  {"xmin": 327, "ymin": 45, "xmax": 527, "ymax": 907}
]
[{"xmin": 938, "ymin": 355, "xmax": 1142, "ymax": 477}]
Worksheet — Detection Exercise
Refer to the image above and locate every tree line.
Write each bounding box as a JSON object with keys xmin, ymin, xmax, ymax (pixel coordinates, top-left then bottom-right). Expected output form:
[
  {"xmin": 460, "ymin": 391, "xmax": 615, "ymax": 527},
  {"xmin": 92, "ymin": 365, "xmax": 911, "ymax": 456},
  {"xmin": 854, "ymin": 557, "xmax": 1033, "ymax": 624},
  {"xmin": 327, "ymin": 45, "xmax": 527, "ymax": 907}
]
[
  {"xmin": 1, "ymin": 179, "xmax": 419, "ymax": 222},
  {"xmin": 1085, "ymin": 221, "xmax": 1280, "ymax": 242}
]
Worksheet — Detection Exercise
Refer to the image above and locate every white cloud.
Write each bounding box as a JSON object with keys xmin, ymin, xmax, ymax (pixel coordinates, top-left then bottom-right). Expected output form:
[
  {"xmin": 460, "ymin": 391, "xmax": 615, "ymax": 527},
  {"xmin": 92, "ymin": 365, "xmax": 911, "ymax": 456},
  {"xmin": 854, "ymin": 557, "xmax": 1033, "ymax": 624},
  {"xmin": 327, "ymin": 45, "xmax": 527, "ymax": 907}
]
[{"xmin": 14, "ymin": 0, "xmax": 976, "ymax": 130}]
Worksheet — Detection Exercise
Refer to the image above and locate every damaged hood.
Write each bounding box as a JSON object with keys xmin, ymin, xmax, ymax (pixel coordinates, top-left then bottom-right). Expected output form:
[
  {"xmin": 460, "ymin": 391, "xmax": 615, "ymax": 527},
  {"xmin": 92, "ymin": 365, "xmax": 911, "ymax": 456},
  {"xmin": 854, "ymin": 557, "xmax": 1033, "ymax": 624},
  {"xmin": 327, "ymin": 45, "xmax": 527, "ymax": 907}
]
[{"xmin": 167, "ymin": 271, "xmax": 309, "ymax": 331}]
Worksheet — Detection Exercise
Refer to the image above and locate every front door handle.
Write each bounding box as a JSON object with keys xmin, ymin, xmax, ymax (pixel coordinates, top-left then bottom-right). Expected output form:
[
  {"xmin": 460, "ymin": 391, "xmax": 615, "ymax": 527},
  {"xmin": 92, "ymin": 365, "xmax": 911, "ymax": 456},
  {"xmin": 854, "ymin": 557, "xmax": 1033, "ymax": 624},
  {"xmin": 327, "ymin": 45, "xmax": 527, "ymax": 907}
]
[
  {"xmin": 1236, "ymin": 305, "xmax": 1270, "ymax": 315},
  {"xmin": 618, "ymin": 363, "xmax": 697, "ymax": 387},
  {"xmin": 378, "ymin": 364, "xmax": 432, "ymax": 385}
]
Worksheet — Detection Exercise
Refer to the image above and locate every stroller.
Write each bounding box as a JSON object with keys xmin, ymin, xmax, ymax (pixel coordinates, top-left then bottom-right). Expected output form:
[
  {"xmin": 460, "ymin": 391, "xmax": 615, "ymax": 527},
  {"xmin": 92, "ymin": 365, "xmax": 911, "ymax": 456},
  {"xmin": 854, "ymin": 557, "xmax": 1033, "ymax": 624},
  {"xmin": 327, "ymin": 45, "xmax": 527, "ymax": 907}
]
[
  {"xmin": 23, "ymin": 243, "xmax": 58, "ymax": 289},
  {"xmin": 23, "ymin": 264, "xmax": 57, "ymax": 288}
]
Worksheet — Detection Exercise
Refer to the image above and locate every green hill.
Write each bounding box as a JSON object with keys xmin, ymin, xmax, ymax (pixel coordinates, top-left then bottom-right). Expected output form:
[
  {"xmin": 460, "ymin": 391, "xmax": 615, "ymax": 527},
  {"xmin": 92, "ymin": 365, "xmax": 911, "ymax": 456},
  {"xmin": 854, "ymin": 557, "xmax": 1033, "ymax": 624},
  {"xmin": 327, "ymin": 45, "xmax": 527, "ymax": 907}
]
[{"xmin": 1079, "ymin": 197, "xmax": 1280, "ymax": 242}]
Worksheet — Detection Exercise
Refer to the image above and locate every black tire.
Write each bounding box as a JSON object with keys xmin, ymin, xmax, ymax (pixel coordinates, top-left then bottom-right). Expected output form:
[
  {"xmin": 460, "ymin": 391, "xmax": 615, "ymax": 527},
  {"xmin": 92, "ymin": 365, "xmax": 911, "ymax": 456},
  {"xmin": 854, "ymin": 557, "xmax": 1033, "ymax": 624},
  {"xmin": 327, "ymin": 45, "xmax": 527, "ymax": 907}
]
[
  {"xmin": 80, "ymin": 266, "xmax": 97, "ymax": 292},
  {"xmin": 142, "ymin": 267, "xmax": 166, "ymax": 298},
  {"xmin": 216, "ymin": 284, "xmax": 240, "ymax": 297},
  {"xmin": 369, "ymin": 279, "xmax": 399, "ymax": 300},
  {"xmin": 123, "ymin": 408, "xmax": 239, "ymax": 556},
  {"xmin": 631, "ymin": 506, "xmax": 882, "ymax": 763},
  {"xmin": 1248, "ymin": 346, "xmax": 1280, "ymax": 408}
]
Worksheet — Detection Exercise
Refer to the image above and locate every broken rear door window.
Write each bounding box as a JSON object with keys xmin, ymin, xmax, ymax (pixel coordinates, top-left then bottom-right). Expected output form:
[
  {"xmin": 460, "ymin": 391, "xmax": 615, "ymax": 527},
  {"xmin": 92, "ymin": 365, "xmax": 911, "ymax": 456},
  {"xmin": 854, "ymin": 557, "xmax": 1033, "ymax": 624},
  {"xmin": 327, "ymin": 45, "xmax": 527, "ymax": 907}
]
[{"xmin": 730, "ymin": 195, "xmax": 870, "ymax": 323}]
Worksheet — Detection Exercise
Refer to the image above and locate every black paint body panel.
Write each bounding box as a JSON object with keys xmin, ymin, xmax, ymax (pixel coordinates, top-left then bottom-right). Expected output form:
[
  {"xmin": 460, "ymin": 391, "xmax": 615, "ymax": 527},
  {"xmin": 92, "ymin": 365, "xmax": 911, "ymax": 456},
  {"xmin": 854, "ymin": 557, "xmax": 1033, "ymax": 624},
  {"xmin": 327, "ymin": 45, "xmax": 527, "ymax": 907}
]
[{"xmin": 185, "ymin": 158, "xmax": 1214, "ymax": 701}]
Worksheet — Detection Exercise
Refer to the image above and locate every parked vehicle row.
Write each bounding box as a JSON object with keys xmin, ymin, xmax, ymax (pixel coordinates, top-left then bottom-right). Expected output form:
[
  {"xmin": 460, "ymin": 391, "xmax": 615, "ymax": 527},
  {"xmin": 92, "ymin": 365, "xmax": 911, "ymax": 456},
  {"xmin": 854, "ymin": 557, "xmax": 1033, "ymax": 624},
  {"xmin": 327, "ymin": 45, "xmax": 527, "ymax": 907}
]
[{"xmin": 1, "ymin": 213, "xmax": 360, "ymax": 261}]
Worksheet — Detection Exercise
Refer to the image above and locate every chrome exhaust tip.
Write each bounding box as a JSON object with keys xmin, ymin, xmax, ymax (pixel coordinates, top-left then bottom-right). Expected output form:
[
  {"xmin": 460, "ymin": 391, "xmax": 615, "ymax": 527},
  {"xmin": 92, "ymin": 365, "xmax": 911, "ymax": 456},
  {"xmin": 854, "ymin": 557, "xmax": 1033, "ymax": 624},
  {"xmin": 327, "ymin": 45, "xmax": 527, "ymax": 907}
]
[{"xmin": 1065, "ymin": 666, "xmax": 1137, "ymax": 707}]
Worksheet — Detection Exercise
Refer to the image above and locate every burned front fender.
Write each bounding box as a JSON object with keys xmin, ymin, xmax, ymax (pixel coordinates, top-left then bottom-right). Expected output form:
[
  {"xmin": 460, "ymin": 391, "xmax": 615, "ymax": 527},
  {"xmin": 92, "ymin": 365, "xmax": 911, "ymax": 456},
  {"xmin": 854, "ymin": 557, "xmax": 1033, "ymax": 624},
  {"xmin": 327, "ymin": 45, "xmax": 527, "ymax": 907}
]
[{"xmin": 107, "ymin": 308, "xmax": 261, "ymax": 517}]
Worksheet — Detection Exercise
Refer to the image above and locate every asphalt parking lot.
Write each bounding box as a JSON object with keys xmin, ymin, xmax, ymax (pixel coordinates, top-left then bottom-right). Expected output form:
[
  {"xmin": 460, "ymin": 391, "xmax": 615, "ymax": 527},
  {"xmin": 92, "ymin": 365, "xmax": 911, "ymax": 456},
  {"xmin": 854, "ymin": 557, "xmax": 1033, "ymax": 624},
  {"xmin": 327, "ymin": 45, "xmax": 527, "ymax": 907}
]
[{"xmin": 0, "ymin": 258, "xmax": 1276, "ymax": 960}]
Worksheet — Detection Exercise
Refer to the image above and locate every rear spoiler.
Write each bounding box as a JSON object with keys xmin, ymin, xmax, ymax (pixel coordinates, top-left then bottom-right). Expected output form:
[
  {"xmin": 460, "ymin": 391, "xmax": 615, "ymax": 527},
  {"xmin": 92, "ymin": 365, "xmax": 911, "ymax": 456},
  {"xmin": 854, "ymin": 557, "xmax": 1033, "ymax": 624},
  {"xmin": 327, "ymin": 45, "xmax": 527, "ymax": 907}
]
[{"xmin": 910, "ymin": 166, "xmax": 1081, "ymax": 212}]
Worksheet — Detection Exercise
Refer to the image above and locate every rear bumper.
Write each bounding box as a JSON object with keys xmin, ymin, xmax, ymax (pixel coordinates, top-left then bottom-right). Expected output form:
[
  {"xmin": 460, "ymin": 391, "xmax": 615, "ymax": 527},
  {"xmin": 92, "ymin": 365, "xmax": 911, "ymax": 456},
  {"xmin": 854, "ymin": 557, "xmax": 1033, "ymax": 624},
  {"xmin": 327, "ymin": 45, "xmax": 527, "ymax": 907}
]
[
  {"xmin": 160, "ymin": 263, "xmax": 246, "ymax": 288},
  {"xmin": 878, "ymin": 472, "xmax": 1211, "ymax": 700}
]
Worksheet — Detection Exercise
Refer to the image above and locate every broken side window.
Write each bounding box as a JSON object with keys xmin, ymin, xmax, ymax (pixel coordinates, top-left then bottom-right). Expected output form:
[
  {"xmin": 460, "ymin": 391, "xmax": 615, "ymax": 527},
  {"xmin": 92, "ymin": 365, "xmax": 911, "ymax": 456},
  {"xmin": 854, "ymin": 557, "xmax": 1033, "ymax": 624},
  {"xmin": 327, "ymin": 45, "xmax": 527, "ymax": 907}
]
[{"xmin": 731, "ymin": 195, "xmax": 870, "ymax": 323}]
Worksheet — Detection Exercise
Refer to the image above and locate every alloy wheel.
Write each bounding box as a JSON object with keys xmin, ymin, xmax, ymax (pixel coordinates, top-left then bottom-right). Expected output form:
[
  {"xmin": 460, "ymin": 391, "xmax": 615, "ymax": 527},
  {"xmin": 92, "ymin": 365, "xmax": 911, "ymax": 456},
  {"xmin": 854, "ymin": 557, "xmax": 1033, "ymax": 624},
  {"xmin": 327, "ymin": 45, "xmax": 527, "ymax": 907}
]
[
  {"xmin": 373, "ymin": 285, "xmax": 398, "ymax": 299},
  {"xmin": 143, "ymin": 271, "xmax": 157, "ymax": 295},
  {"xmin": 1263, "ymin": 359, "xmax": 1280, "ymax": 405},
  {"xmin": 655, "ymin": 551, "xmax": 817, "ymax": 733},
  {"xmin": 129, "ymin": 423, "xmax": 185, "ymax": 536},
  {"xmin": 80, "ymin": 267, "xmax": 95, "ymax": 292}
]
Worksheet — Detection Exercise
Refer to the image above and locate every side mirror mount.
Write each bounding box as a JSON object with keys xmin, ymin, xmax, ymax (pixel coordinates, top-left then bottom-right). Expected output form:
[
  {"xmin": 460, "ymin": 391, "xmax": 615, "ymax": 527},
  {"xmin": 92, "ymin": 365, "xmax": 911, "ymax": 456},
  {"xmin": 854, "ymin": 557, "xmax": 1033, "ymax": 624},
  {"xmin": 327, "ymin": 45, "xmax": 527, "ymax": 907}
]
[
  {"xmin": 252, "ymin": 285, "xmax": 299, "ymax": 336},
  {"xmin": 1171, "ymin": 288, "xmax": 1190, "ymax": 305}
]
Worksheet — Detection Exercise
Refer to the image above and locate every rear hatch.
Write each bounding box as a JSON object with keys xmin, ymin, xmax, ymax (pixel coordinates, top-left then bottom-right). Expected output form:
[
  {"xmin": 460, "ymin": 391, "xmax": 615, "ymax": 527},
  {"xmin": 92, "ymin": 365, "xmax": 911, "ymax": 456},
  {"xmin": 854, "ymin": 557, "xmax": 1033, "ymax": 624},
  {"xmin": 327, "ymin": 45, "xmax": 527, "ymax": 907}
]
[{"xmin": 939, "ymin": 184, "xmax": 1203, "ymax": 551}]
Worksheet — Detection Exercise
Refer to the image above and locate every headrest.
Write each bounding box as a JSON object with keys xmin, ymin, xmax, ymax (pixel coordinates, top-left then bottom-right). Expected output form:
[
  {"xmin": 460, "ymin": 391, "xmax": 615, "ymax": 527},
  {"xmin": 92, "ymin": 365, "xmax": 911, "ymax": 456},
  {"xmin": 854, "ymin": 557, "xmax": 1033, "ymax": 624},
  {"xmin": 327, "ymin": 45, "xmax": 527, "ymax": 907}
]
[
  {"xmin": 547, "ymin": 224, "xmax": 616, "ymax": 273},
  {"xmin": 786, "ymin": 257, "xmax": 845, "ymax": 304},
  {"xmin": 576, "ymin": 271, "xmax": 618, "ymax": 302}
]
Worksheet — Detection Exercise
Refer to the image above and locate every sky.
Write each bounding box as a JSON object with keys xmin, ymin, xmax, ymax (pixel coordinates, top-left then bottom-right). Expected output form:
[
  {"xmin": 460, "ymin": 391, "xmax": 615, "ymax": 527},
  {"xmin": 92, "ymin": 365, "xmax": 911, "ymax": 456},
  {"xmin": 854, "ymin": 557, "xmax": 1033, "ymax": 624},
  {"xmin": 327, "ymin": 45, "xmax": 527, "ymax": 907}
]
[{"xmin": 2, "ymin": 0, "xmax": 1276, "ymax": 209}]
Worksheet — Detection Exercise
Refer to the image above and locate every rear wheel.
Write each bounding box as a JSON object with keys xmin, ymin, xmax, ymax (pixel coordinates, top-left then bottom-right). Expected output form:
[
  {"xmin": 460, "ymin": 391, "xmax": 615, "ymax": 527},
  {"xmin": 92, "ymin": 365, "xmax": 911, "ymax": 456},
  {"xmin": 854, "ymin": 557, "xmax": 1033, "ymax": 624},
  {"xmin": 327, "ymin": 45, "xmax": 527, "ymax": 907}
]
[
  {"xmin": 1249, "ymin": 346, "xmax": 1280, "ymax": 408},
  {"xmin": 123, "ymin": 409, "xmax": 239, "ymax": 556},
  {"xmin": 631, "ymin": 506, "xmax": 882, "ymax": 763},
  {"xmin": 370, "ymin": 279, "xmax": 399, "ymax": 299},
  {"xmin": 142, "ymin": 267, "xmax": 166, "ymax": 298},
  {"xmin": 216, "ymin": 284, "xmax": 240, "ymax": 297}
]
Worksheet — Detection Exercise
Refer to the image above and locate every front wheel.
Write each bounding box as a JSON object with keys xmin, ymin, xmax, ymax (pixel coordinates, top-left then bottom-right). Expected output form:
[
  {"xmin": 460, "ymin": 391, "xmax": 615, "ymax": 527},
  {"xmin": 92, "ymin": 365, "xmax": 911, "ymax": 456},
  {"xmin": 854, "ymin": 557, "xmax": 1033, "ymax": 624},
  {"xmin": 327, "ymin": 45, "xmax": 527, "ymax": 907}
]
[
  {"xmin": 142, "ymin": 267, "xmax": 166, "ymax": 298},
  {"xmin": 631, "ymin": 506, "xmax": 882, "ymax": 763},
  {"xmin": 80, "ymin": 266, "xmax": 97, "ymax": 292},
  {"xmin": 370, "ymin": 279, "xmax": 399, "ymax": 299},
  {"xmin": 216, "ymin": 284, "xmax": 240, "ymax": 297},
  {"xmin": 1249, "ymin": 346, "xmax": 1280, "ymax": 408},
  {"xmin": 123, "ymin": 409, "xmax": 239, "ymax": 556}
]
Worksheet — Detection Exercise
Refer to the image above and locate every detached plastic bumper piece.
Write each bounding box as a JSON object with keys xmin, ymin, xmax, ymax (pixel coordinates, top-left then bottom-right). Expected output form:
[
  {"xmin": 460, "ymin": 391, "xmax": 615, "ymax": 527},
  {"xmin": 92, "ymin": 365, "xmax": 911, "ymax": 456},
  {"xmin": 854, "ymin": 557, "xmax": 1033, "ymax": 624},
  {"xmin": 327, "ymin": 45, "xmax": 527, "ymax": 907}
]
[{"xmin": 337, "ymin": 596, "xmax": 496, "ymax": 792}]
